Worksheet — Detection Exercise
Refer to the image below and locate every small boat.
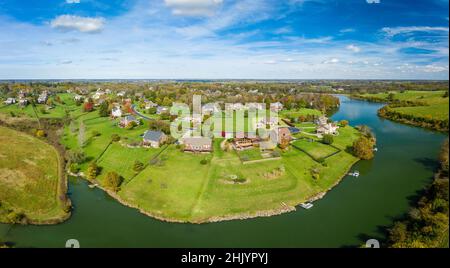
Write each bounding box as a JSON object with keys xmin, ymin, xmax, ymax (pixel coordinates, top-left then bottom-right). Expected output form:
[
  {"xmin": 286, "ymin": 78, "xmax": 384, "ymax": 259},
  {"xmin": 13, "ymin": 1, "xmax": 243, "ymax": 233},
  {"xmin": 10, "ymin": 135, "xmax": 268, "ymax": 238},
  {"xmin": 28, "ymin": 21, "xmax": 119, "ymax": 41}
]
[
  {"xmin": 88, "ymin": 183, "xmax": 98, "ymax": 189},
  {"xmin": 373, "ymin": 148, "xmax": 378, "ymax": 152},
  {"xmin": 348, "ymin": 171, "xmax": 360, "ymax": 177},
  {"xmin": 300, "ymin": 203, "xmax": 314, "ymax": 209}
]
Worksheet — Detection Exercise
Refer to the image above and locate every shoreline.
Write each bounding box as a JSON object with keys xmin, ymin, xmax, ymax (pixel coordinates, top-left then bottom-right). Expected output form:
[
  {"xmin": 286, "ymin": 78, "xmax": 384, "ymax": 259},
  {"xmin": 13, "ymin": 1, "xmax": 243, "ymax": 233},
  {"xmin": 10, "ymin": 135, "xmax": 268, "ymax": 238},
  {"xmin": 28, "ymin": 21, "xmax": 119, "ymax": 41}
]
[{"xmin": 70, "ymin": 156, "xmax": 360, "ymax": 224}]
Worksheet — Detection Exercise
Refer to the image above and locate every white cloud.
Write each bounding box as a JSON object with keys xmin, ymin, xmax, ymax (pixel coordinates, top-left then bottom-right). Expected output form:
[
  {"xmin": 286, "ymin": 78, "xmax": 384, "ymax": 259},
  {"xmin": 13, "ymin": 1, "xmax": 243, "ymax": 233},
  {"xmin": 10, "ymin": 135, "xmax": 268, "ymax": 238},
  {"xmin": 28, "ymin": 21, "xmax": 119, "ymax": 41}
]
[
  {"xmin": 164, "ymin": 0, "xmax": 223, "ymax": 16},
  {"xmin": 382, "ymin": 26, "xmax": 449, "ymax": 37},
  {"xmin": 340, "ymin": 28, "xmax": 355, "ymax": 33},
  {"xmin": 66, "ymin": 0, "xmax": 81, "ymax": 3},
  {"xmin": 323, "ymin": 58, "xmax": 339, "ymax": 64},
  {"xmin": 346, "ymin": 44, "xmax": 361, "ymax": 53},
  {"xmin": 50, "ymin": 15, "xmax": 105, "ymax": 33}
]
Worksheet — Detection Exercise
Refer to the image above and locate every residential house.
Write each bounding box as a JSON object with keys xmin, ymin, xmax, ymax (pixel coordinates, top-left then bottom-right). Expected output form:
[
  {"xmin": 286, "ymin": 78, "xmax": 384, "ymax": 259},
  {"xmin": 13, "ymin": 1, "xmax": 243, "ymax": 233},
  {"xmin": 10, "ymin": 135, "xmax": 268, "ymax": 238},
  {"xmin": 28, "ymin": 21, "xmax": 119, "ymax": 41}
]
[
  {"xmin": 246, "ymin": 102, "xmax": 266, "ymax": 111},
  {"xmin": 37, "ymin": 92, "xmax": 48, "ymax": 104},
  {"xmin": 144, "ymin": 100, "xmax": 158, "ymax": 110},
  {"xmin": 142, "ymin": 130, "xmax": 167, "ymax": 148},
  {"xmin": 317, "ymin": 123, "xmax": 339, "ymax": 135},
  {"xmin": 202, "ymin": 102, "xmax": 221, "ymax": 115},
  {"xmin": 315, "ymin": 116, "xmax": 339, "ymax": 135},
  {"xmin": 117, "ymin": 91, "xmax": 126, "ymax": 97},
  {"xmin": 156, "ymin": 106, "xmax": 170, "ymax": 115},
  {"xmin": 18, "ymin": 98, "xmax": 28, "ymax": 107},
  {"xmin": 74, "ymin": 95, "xmax": 84, "ymax": 102},
  {"xmin": 120, "ymin": 115, "xmax": 139, "ymax": 128},
  {"xmin": 256, "ymin": 117, "xmax": 278, "ymax": 129},
  {"xmin": 270, "ymin": 102, "xmax": 284, "ymax": 112},
  {"xmin": 3, "ymin": 98, "xmax": 16, "ymax": 105},
  {"xmin": 92, "ymin": 89, "xmax": 105, "ymax": 100},
  {"xmin": 111, "ymin": 106, "xmax": 122, "ymax": 118},
  {"xmin": 183, "ymin": 137, "xmax": 212, "ymax": 153}
]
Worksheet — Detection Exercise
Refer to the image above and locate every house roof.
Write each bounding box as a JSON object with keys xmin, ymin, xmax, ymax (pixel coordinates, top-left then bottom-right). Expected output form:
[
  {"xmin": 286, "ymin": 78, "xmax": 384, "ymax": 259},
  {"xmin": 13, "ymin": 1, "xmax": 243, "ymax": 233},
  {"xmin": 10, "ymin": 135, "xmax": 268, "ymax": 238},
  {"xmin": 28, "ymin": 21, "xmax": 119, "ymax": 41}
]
[
  {"xmin": 143, "ymin": 130, "xmax": 165, "ymax": 142},
  {"xmin": 288, "ymin": 127, "xmax": 300, "ymax": 134},
  {"xmin": 124, "ymin": 115, "xmax": 137, "ymax": 121},
  {"xmin": 183, "ymin": 137, "xmax": 212, "ymax": 147}
]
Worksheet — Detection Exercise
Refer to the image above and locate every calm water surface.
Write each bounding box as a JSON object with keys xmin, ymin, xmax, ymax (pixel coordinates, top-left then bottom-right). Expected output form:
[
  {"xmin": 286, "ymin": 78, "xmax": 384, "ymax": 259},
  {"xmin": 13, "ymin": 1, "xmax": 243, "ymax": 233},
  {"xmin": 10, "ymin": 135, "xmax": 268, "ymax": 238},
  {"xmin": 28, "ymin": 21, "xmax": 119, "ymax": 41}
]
[{"xmin": 0, "ymin": 96, "xmax": 447, "ymax": 248}]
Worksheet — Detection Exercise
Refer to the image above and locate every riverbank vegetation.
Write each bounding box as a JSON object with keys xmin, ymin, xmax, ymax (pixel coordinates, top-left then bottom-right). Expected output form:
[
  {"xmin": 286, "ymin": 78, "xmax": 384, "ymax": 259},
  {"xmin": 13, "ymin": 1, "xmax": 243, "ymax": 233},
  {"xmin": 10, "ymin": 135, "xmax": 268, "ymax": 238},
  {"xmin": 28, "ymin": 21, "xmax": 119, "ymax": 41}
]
[
  {"xmin": 352, "ymin": 90, "xmax": 449, "ymax": 132},
  {"xmin": 387, "ymin": 139, "xmax": 449, "ymax": 248}
]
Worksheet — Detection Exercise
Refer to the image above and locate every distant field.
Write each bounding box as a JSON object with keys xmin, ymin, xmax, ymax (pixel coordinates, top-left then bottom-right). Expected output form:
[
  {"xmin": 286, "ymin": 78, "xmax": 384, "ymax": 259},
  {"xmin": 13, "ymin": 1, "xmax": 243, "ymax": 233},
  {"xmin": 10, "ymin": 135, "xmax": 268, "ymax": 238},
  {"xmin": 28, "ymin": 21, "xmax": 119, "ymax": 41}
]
[
  {"xmin": 0, "ymin": 126, "xmax": 67, "ymax": 223},
  {"xmin": 358, "ymin": 90, "xmax": 449, "ymax": 130}
]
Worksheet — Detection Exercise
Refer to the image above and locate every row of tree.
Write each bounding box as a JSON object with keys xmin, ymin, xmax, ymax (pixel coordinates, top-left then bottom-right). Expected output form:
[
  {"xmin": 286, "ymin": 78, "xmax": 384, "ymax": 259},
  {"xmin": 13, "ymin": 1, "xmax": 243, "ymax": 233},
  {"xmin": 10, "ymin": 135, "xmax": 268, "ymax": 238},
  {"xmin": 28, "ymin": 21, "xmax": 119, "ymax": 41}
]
[{"xmin": 387, "ymin": 139, "xmax": 449, "ymax": 248}]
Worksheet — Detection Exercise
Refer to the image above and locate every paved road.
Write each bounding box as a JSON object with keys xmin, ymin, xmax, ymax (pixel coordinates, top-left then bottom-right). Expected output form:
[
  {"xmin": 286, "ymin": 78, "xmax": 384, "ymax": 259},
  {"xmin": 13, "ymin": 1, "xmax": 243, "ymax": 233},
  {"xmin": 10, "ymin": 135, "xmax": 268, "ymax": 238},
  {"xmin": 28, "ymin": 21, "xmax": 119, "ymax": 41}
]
[{"xmin": 131, "ymin": 105, "xmax": 156, "ymax": 121}]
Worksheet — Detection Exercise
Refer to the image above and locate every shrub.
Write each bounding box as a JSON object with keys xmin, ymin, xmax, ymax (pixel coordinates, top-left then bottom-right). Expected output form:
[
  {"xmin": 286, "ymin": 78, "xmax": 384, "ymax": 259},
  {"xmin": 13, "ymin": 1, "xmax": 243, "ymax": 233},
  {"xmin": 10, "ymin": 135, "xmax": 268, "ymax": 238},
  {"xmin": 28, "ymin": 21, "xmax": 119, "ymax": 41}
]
[
  {"xmin": 69, "ymin": 163, "xmax": 80, "ymax": 174},
  {"xmin": 200, "ymin": 159, "xmax": 208, "ymax": 165},
  {"xmin": 66, "ymin": 149, "xmax": 86, "ymax": 164},
  {"xmin": 111, "ymin": 134, "xmax": 121, "ymax": 142},
  {"xmin": 133, "ymin": 160, "xmax": 144, "ymax": 172},
  {"xmin": 35, "ymin": 129, "xmax": 46, "ymax": 138}
]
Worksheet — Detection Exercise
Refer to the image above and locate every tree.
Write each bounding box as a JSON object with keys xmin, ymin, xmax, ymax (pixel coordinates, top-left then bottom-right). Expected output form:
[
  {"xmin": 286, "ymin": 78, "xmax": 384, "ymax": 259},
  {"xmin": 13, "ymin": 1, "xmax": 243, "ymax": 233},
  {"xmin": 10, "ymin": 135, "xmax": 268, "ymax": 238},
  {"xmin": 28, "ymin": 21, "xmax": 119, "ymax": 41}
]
[
  {"xmin": 322, "ymin": 134, "xmax": 334, "ymax": 145},
  {"xmin": 98, "ymin": 101, "xmax": 109, "ymax": 117},
  {"xmin": 83, "ymin": 101, "xmax": 94, "ymax": 112},
  {"xmin": 78, "ymin": 121, "xmax": 86, "ymax": 147},
  {"xmin": 339, "ymin": 120, "xmax": 349, "ymax": 127},
  {"xmin": 86, "ymin": 162, "xmax": 99, "ymax": 181},
  {"xmin": 352, "ymin": 136, "xmax": 375, "ymax": 160},
  {"xmin": 104, "ymin": 172, "xmax": 123, "ymax": 192}
]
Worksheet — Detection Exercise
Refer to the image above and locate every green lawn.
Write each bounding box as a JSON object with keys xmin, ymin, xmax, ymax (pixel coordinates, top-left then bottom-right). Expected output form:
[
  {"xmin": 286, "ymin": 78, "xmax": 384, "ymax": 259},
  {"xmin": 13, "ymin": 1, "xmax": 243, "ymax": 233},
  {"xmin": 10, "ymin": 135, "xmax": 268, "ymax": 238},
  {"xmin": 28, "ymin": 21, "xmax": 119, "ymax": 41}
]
[
  {"xmin": 0, "ymin": 126, "xmax": 67, "ymax": 223},
  {"xmin": 280, "ymin": 108, "xmax": 322, "ymax": 119},
  {"xmin": 236, "ymin": 148, "xmax": 263, "ymax": 162},
  {"xmin": 61, "ymin": 106, "xmax": 361, "ymax": 223},
  {"xmin": 292, "ymin": 139, "xmax": 340, "ymax": 160}
]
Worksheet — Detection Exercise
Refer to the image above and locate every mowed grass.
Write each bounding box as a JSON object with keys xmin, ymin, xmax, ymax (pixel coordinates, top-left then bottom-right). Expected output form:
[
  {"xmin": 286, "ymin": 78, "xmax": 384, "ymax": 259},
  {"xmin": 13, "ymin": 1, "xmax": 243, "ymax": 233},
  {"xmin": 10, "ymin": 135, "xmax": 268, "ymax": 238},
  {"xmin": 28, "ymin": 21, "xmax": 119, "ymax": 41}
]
[
  {"xmin": 62, "ymin": 106, "xmax": 361, "ymax": 223},
  {"xmin": 292, "ymin": 139, "xmax": 339, "ymax": 160},
  {"xmin": 236, "ymin": 148, "xmax": 263, "ymax": 162},
  {"xmin": 0, "ymin": 126, "xmax": 66, "ymax": 222},
  {"xmin": 280, "ymin": 108, "xmax": 322, "ymax": 119},
  {"xmin": 360, "ymin": 90, "xmax": 449, "ymax": 121}
]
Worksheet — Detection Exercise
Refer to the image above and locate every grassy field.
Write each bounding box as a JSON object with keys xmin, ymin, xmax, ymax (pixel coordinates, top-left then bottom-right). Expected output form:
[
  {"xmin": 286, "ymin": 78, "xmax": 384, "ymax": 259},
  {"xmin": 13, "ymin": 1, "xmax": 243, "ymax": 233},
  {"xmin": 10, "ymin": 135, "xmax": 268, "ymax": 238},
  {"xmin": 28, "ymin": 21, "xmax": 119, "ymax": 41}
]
[
  {"xmin": 0, "ymin": 126, "xmax": 67, "ymax": 223},
  {"xmin": 358, "ymin": 90, "xmax": 449, "ymax": 122},
  {"xmin": 292, "ymin": 139, "xmax": 339, "ymax": 160},
  {"xmin": 280, "ymin": 108, "xmax": 322, "ymax": 119},
  {"xmin": 54, "ymin": 98, "xmax": 361, "ymax": 223}
]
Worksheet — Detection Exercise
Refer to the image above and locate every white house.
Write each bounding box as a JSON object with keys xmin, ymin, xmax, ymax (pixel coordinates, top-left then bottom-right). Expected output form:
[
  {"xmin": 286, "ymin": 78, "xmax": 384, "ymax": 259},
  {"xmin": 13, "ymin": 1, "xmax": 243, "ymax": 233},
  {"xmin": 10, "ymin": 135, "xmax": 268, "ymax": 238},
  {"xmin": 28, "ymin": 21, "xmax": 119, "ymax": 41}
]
[
  {"xmin": 111, "ymin": 106, "xmax": 122, "ymax": 118},
  {"xmin": 202, "ymin": 103, "xmax": 221, "ymax": 115},
  {"xmin": 4, "ymin": 98, "xmax": 16, "ymax": 105},
  {"xmin": 270, "ymin": 102, "xmax": 284, "ymax": 112}
]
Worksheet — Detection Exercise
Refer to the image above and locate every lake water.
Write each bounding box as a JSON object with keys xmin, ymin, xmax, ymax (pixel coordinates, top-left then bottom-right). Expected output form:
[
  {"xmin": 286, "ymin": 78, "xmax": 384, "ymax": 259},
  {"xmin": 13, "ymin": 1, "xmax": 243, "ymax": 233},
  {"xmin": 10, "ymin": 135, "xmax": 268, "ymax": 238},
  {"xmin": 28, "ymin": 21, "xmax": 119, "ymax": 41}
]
[{"xmin": 0, "ymin": 95, "xmax": 447, "ymax": 248}]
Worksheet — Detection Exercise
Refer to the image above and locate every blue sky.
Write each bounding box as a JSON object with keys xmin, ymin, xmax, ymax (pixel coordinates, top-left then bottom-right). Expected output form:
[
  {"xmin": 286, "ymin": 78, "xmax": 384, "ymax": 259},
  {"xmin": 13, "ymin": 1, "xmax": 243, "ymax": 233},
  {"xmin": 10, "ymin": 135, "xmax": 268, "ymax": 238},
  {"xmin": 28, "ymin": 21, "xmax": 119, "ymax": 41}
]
[{"xmin": 0, "ymin": 0, "xmax": 448, "ymax": 79}]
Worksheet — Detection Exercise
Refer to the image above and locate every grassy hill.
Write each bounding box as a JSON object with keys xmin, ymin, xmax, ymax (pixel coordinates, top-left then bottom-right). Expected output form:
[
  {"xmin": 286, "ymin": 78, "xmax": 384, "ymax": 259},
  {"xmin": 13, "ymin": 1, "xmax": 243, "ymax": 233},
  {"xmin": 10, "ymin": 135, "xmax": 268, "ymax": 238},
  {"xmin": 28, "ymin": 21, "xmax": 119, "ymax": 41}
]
[{"xmin": 0, "ymin": 126, "xmax": 68, "ymax": 224}]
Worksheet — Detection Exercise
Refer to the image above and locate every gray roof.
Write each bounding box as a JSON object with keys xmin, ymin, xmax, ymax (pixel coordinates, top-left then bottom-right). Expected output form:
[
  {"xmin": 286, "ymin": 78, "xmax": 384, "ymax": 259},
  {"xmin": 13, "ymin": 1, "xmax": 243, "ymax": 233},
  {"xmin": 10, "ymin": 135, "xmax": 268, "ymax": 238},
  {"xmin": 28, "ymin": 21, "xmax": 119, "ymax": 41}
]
[
  {"xmin": 183, "ymin": 137, "xmax": 212, "ymax": 147},
  {"xmin": 124, "ymin": 115, "xmax": 137, "ymax": 121},
  {"xmin": 143, "ymin": 130, "xmax": 164, "ymax": 142}
]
